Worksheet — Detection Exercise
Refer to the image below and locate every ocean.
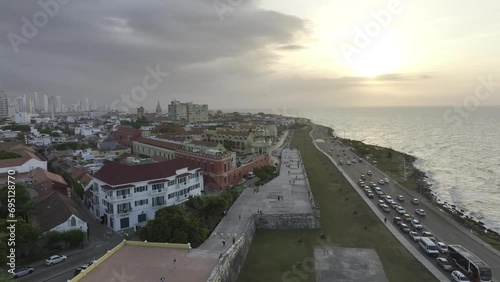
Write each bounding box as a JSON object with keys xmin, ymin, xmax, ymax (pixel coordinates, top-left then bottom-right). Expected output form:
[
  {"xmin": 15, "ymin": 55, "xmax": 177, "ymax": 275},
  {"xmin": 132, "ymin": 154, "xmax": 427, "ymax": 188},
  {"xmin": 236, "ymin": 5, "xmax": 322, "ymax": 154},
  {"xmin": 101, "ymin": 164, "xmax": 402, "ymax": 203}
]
[{"xmin": 268, "ymin": 106, "xmax": 500, "ymax": 233}]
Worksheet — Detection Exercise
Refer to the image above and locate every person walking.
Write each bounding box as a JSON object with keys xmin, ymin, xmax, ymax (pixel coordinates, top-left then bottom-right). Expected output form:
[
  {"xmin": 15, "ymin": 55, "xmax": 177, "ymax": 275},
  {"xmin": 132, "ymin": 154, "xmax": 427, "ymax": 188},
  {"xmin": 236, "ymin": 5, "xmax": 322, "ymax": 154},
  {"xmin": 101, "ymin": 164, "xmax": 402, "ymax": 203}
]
[
  {"xmin": 222, "ymin": 240, "xmax": 226, "ymax": 246},
  {"xmin": 232, "ymin": 237, "xmax": 235, "ymax": 244},
  {"xmin": 384, "ymin": 217, "xmax": 387, "ymax": 224},
  {"xmin": 239, "ymin": 214, "xmax": 241, "ymax": 220}
]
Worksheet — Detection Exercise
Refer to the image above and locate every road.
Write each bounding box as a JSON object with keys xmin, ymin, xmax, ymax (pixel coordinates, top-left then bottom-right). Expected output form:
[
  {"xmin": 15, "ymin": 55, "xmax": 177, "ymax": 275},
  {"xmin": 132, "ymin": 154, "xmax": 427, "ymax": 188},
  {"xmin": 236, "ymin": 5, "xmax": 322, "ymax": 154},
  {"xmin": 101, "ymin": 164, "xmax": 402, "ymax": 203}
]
[
  {"xmin": 312, "ymin": 126, "xmax": 499, "ymax": 282},
  {"xmin": 18, "ymin": 239, "xmax": 122, "ymax": 282}
]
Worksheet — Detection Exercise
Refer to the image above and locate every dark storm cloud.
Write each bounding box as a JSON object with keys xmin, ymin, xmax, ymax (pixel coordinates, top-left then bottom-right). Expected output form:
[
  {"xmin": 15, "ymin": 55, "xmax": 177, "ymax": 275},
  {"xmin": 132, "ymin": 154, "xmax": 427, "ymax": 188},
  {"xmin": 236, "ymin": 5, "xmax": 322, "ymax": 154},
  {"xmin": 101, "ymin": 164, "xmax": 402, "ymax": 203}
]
[
  {"xmin": 276, "ymin": 44, "xmax": 305, "ymax": 50},
  {"xmin": 0, "ymin": 0, "xmax": 307, "ymax": 109}
]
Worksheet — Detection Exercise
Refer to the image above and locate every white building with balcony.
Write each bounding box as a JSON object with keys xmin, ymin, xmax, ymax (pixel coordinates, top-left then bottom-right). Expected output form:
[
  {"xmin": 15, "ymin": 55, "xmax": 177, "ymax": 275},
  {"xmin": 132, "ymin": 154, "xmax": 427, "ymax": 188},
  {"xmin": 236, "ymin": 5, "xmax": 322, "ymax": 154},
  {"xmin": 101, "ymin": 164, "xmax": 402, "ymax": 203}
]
[{"xmin": 89, "ymin": 158, "xmax": 203, "ymax": 231}]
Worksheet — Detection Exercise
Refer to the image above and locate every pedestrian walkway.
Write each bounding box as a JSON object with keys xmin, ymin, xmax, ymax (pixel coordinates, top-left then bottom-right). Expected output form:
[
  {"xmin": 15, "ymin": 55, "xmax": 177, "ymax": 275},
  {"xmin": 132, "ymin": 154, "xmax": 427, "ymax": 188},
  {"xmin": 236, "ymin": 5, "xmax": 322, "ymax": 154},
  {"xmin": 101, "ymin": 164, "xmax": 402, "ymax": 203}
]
[{"xmin": 193, "ymin": 148, "xmax": 314, "ymax": 258}]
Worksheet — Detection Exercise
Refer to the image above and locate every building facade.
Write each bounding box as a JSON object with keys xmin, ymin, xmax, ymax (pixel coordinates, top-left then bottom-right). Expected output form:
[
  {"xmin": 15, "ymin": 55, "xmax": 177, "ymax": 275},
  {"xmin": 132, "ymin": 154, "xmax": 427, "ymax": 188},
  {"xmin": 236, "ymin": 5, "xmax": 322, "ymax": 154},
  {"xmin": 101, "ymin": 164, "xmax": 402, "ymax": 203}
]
[
  {"xmin": 168, "ymin": 100, "xmax": 208, "ymax": 123},
  {"xmin": 0, "ymin": 90, "xmax": 8, "ymax": 118},
  {"xmin": 89, "ymin": 159, "xmax": 203, "ymax": 231}
]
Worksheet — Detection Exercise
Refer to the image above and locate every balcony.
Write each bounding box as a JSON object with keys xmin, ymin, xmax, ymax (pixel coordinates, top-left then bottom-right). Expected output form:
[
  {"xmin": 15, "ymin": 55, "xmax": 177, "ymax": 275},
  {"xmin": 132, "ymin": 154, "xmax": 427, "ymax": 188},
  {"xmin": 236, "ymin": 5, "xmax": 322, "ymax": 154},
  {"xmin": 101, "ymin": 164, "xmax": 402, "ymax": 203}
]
[
  {"xmin": 151, "ymin": 188, "xmax": 166, "ymax": 195},
  {"xmin": 105, "ymin": 194, "xmax": 133, "ymax": 202},
  {"xmin": 152, "ymin": 201, "xmax": 166, "ymax": 207},
  {"xmin": 104, "ymin": 208, "xmax": 114, "ymax": 215},
  {"xmin": 117, "ymin": 207, "xmax": 133, "ymax": 214}
]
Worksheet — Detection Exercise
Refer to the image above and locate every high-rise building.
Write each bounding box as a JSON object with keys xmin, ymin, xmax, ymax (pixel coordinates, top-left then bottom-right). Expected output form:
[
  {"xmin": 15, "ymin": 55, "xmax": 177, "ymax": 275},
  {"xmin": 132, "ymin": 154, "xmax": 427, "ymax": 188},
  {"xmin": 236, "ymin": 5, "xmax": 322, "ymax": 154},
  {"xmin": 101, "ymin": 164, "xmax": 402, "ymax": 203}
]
[
  {"xmin": 91, "ymin": 98, "xmax": 97, "ymax": 111},
  {"xmin": 0, "ymin": 90, "xmax": 8, "ymax": 118},
  {"xmin": 33, "ymin": 92, "xmax": 40, "ymax": 112},
  {"xmin": 43, "ymin": 95, "xmax": 49, "ymax": 113},
  {"xmin": 15, "ymin": 96, "xmax": 25, "ymax": 113},
  {"xmin": 55, "ymin": 96, "xmax": 62, "ymax": 112},
  {"xmin": 168, "ymin": 100, "xmax": 208, "ymax": 123},
  {"xmin": 137, "ymin": 106, "xmax": 145, "ymax": 118},
  {"xmin": 62, "ymin": 104, "xmax": 67, "ymax": 113},
  {"xmin": 83, "ymin": 98, "xmax": 89, "ymax": 111}
]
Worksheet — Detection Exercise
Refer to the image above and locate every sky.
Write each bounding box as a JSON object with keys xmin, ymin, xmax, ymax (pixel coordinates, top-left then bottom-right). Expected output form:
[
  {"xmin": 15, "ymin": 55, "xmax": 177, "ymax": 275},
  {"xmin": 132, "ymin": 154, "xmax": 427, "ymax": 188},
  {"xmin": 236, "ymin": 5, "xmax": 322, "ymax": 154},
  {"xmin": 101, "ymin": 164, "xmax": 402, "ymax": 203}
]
[{"xmin": 1, "ymin": 0, "xmax": 499, "ymax": 111}]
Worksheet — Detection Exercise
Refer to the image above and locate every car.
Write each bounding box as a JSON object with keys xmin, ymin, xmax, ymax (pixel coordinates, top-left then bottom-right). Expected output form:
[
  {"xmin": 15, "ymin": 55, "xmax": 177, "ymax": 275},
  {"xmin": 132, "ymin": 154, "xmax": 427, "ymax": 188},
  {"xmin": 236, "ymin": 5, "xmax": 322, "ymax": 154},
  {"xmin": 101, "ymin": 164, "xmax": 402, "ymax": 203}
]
[
  {"xmin": 421, "ymin": 231, "xmax": 433, "ymax": 238},
  {"xmin": 399, "ymin": 223, "xmax": 411, "ymax": 233},
  {"xmin": 74, "ymin": 260, "xmax": 97, "ymax": 277},
  {"xmin": 369, "ymin": 182, "xmax": 376, "ymax": 188},
  {"xmin": 411, "ymin": 219, "xmax": 423, "ymax": 230},
  {"xmin": 378, "ymin": 200, "xmax": 385, "ymax": 205},
  {"xmin": 397, "ymin": 195, "xmax": 404, "ymax": 202},
  {"xmin": 436, "ymin": 257, "xmax": 453, "ymax": 271},
  {"xmin": 411, "ymin": 198, "xmax": 420, "ymax": 205},
  {"xmin": 246, "ymin": 172, "xmax": 255, "ymax": 179},
  {"xmin": 45, "ymin": 255, "xmax": 67, "ymax": 266},
  {"xmin": 409, "ymin": 231, "xmax": 421, "ymax": 242},
  {"xmin": 415, "ymin": 209, "xmax": 426, "ymax": 216},
  {"xmin": 451, "ymin": 270, "xmax": 470, "ymax": 282},
  {"xmin": 378, "ymin": 192, "xmax": 385, "ymax": 199},
  {"xmin": 379, "ymin": 204, "xmax": 390, "ymax": 212},
  {"xmin": 329, "ymin": 148, "xmax": 334, "ymax": 151},
  {"xmin": 378, "ymin": 179, "xmax": 385, "ymax": 185},
  {"xmin": 384, "ymin": 195, "xmax": 393, "ymax": 203},
  {"xmin": 374, "ymin": 186, "xmax": 381, "ymax": 192},
  {"xmin": 402, "ymin": 213, "xmax": 413, "ymax": 222},
  {"xmin": 367, "ymin": 170, "xmax": 372, "ymax": 175},
  {"xmin": 346, "ymin": 161, "xmax": 352, "ymax": 165},
  {"xmin": 11, "ymin": 267, "xmax": 34, "ymax": 279},
  {"xmin": 360, "ymin": 175, "xmax": 366, "ymax": 180},
  {"xmin": 396, "ymin": 206, "xmax": 406, "ymax": 215},
  {"xmin": 384, "ymin": 178, "xmax": 389, "ymax": 183},
  {"xmin": 364, "ymin": 188, "xmax": 371, "ymax": 194},
  {"xmin": 436, "ymin": 242, "xmax": 448, "ymax": 253},
  {"xmin": 358, "ymin": 158, "xmax": 362, "ymax": 163},
  {"xmin": 393, "ymin": 217, "xmax": 403, "ymax": 226},
  {"xmin": 367, "ymin": 192, "xmax": 374, "ymax": 198},
  {"xmin": 352, "ymin": 159, "xmax": 357, "ymax": 163},
  {"xmin": 388, "ymin": 200, "xmax": 398, "ymax": 209},
  {"xmin": 358, "ymin": 181, "xmax": 365, "ymax": 187}
]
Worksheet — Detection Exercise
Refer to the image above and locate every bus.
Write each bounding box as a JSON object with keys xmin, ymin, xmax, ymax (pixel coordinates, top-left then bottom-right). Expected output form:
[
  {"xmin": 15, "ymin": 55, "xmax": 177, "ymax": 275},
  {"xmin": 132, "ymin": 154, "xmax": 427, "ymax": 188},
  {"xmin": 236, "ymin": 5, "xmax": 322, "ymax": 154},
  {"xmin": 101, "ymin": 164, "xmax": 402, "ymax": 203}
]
[{"xmin": 448, "ymin": 245, "xmax": 492, "ymax": 282}]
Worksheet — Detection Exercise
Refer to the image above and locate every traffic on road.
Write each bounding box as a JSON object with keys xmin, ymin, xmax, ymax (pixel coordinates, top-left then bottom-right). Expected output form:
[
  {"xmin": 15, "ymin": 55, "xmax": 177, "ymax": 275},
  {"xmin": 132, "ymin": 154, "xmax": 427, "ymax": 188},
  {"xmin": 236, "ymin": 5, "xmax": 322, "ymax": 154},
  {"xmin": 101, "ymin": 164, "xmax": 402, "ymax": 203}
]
[{"xmin": 313, "ymin": 127, "xmax": 497, "ymax": 282}]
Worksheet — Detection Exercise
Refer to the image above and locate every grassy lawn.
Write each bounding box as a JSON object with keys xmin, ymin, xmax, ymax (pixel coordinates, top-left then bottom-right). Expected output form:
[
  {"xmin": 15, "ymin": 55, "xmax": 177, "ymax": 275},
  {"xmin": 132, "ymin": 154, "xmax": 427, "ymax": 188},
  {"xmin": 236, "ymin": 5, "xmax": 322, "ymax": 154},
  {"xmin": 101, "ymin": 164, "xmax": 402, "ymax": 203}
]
[{"xmin": 238, "ymin": 126, "xmax": 437, "ymax": 282}]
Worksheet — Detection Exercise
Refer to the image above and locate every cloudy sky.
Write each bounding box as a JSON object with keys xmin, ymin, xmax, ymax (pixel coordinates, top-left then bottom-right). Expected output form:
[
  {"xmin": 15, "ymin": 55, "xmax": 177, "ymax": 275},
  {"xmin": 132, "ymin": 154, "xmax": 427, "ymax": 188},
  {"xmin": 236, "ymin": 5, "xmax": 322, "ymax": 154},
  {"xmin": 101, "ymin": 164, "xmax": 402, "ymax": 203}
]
[{"xmin": 1, "ymin": 0, "xmax": 499, "ymax": 111}]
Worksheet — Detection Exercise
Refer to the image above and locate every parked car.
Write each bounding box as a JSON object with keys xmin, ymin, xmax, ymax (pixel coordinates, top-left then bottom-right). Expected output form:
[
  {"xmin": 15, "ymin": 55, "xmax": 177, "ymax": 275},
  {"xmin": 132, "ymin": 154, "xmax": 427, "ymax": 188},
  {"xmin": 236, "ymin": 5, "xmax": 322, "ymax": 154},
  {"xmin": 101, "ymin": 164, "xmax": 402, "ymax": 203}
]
[
  {"xmin": 451, "ymin": 270, "xmax": 470, "ymax": 282},
  {"xmin": 436, "ymin": 242, "xmax": 448, "ymax": 253},
  {"xmin": 397, "ymin": 195, "xmax": 404, "ymax": 202},
  {"xmin": 45, "ymin": 255, "xmax": 67, "ymax": 266},
  {"xmin": 393, "ymin": 217, "xmax": 403, "ymax": 226},
  {"xmin": 409, "ymin": 231, "xmax": 421, "ymax": 242},
  {"xmin": 415, "ymin": 209, "xmax": 426, "ymax": 216},
  {"xmin": 74, "ymin": 260, "xmax": 97, "ymax": 277},
  {"xmin": 399, "ymin": 223, "xmax": 411, "ymax": 233},
  {"xmin": 246, "ymin": 172, "xmax": 255, "ymax": 179},
  {"xmin": 11, "ymin": 267, "xmax": 34, "ymax": 279},
  {"xmin": 411, "ymin": 219, "xmax": 423, "ymax": 230},
  {"xmin": 436, "ymin": 257, "xmax": 453, "ymax": 271},
  {"xmin": 411, "ymin": 198, "xmax": 420, "ymax": 205}
]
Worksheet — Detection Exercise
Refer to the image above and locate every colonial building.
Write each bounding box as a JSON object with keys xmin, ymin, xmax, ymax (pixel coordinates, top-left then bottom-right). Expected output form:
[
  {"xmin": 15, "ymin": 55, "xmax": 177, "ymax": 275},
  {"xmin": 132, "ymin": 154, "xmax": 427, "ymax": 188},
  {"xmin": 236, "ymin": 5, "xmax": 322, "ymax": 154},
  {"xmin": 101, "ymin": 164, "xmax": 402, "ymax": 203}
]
[
  {"xmin": 89, "ymin": 158, "xmax": 203, "ymax": 231},
  {"xmin": 109, "ymin": 125, "xmax": 142, "ymax": 147},
  {"xmin": 0, "ymin": 142, "xmax": 47, "ymax": 177}
]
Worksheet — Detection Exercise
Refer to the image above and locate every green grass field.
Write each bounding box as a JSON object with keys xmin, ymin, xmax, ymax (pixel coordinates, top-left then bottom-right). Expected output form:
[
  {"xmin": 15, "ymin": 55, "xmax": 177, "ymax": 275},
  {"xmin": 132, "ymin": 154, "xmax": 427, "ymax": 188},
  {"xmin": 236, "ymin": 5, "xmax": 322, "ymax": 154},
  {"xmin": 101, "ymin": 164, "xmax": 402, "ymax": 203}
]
[{"xmin": 237, "ymin": 127, "xmax": 438, "ymax": 282}]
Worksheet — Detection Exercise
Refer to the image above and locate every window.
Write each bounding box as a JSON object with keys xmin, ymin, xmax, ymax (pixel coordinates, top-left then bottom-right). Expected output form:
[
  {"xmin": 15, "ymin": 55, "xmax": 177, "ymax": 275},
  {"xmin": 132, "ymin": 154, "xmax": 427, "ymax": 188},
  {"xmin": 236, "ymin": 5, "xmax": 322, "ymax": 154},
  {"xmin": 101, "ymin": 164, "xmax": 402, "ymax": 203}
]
[
  {"xmin": 134, "ymin": 199, "xmax": 149, "ymax": 206},
  {"xmin": 168, "ymin": 180, "xmax": 175, "ymax": 186},
  {"xmin": 152, "ymin": 183, "xmax": 164, "ymax": 190},
  {"xmin": 70, "ymin": 217, "xmax": 76, "ymax": 227},
  {"xmin": 116, "ymin": 189, "xmax": 130, "ymax": 197},
  {"xmin": 134, "ymin": 186, "xmax": 147, "ymax": 193}
]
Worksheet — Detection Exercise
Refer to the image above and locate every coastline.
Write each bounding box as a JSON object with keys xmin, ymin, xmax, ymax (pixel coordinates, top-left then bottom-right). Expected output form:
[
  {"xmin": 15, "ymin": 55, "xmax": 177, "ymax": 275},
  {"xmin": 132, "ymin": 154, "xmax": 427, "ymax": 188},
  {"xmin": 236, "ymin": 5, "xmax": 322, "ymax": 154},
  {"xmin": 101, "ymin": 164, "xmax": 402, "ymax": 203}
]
[{"xmin": 312, "ymin": 122, "xmax": 500, "ymax": 246}]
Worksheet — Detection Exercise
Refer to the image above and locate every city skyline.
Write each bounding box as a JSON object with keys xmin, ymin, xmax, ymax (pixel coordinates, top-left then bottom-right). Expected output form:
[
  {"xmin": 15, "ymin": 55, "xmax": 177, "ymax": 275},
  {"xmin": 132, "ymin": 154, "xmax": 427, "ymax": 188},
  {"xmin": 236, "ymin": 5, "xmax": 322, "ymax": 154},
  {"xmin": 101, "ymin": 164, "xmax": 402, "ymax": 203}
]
[{"xmin": 1, "ymin": 1, "xmax": 499, "ymax": 110}]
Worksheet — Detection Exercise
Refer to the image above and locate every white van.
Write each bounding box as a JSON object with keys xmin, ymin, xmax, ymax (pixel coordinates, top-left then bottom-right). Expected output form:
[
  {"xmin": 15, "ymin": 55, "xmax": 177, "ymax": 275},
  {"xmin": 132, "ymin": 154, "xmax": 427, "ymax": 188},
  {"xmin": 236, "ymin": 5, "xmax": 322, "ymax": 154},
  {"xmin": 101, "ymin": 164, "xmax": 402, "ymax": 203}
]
[{"xmin": 419, "ymin": 237, "xmax": 439, "ymax": 257}]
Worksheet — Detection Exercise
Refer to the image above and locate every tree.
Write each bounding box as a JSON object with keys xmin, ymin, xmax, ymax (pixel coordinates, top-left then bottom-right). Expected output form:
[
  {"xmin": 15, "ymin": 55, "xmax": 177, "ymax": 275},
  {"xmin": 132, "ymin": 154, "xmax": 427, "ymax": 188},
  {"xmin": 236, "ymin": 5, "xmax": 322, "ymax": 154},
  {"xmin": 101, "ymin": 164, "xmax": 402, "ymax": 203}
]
[
  {"xmin": 0, "ymin": 184, "xmax": 32, "ymax": 219},
  {"xmin": 49, "ymin": 132, "xmax": 61, "ymax": 137},
  {"xmin": 0, "ymin": 151, "xmax": 22, "ymax": 160},
  {"xmin": 387, "ymin": 151, "xmax": 393, "ymax": 159}
]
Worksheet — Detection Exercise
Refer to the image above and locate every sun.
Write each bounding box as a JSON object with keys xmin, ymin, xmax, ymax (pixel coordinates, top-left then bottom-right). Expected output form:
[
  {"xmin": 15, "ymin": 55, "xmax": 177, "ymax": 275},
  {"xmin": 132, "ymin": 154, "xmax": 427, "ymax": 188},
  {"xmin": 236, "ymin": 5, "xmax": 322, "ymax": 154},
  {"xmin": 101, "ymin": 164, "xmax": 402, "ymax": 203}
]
[{"xmin": 349, "ymin": 36, "xmax": 404, "ymax": 77}]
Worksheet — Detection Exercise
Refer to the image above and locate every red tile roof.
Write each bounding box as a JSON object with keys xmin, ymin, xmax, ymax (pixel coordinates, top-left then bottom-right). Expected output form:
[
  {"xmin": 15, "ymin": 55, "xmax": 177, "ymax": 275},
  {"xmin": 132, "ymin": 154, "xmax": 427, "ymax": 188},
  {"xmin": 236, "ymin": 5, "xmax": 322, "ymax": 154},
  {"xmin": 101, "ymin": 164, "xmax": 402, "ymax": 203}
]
[
  {"xmin": 134, "ymin": 137, "xmax": 183, "ymax": 150},
  {"xmin": 93, "ymin": 158, "xmax": 198, "ymax": 186},
  {"xmin": 215, "ymin": 130, "xmax": 250, "ymax": 137}
]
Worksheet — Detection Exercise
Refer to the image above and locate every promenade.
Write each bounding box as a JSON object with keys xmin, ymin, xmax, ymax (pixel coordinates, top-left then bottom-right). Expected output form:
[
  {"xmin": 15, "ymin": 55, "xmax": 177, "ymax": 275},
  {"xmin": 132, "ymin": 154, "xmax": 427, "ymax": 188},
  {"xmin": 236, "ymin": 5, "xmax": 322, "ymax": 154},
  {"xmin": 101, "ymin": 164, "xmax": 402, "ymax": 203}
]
[{"xmin": 193, "ymin": 148, "xmax": 313, "ymax": 258}]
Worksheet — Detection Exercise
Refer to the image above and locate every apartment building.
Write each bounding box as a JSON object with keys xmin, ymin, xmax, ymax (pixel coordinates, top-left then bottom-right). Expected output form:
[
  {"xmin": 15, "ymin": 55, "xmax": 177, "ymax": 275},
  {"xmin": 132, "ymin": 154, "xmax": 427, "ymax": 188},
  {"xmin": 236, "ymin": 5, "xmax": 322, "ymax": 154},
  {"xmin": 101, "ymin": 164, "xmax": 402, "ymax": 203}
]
[
  {"xmin": 168, "ymin": 100, "xmax": 208, "ymax": 123},
  {"xmin": 89, "ymin": 158, "xmax": 203, "ymax": 231}
]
